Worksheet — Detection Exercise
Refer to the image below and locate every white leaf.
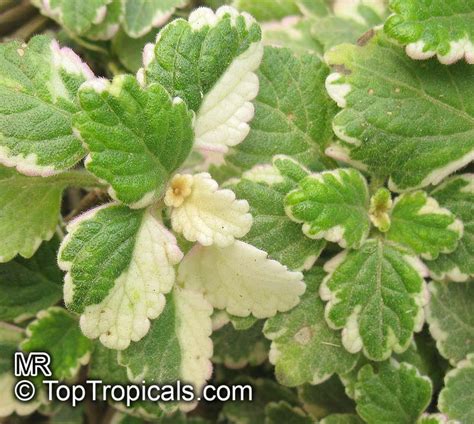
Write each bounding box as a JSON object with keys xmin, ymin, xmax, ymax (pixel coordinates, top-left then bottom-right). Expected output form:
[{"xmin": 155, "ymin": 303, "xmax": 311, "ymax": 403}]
[
  {"xmin": 178, "ymin": 240, "xmax": 305, "ymax": 318},
  {"xmin": 166, "ymin": 173, "xmax": 252, "ymax": 247}
]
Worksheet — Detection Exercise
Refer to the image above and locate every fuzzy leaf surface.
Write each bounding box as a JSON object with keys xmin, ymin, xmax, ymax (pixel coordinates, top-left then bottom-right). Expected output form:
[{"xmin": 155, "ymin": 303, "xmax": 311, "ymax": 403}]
[
  {"xmin": 427, "ymin": 174, "xmax": 474, "ymax": 281},
  {"xmin": 387, "ymin": 191, "xmax": 463, "ymax": 259},
  {"xmin": 58, "ymin": 204, "xmax": 183, "ymax": 350},
  {"xmin": 122, "ymin": 0, "xmax": 188, "ymax": 38},
  {"xmin": 320, "ymin": 239, "xmax": 428, "ymax": 361},
  {"xmin": 142, "ymin": 6, "xmax": 263, "ymax": 153},
  {"xmin": 21, "ymin": 307, "xmax": 92, "ymax": 380},
  {"xmin": 354, "ymin": 361, "xmax": 432, "ymax": 424},
  {"xmin": 285, "ymin": 168, "xmax": 370, "ymax": 248},
  {"xmin": 439, "ymin": 354, "xmax": 474, "ymax": 423},
  {"xmin": 0, "ymin": 36, "xmax": 90, "ymax": 175},
  {"xmin": 0, "ymin": 237, "xmax": 62, "ymax": 322},
  {"xmin": 264, "ymin": 268, "xmax": 359, "ymax": 386},
  {"xmin": 32, "ymin": 0, "xmax": 111, "ymax": 36},
  {"xmin": 385, "ymin": 0, "xmax": 474, "ymax": 64},
  {"xmin": 325, "ymin": 31, "xmax": 474, "ymax": 192},
  {"xmin": 230, "ymin": 164, "xmax": 324, "ymax": 270},
  {"xmin": 75, "ymin": 75, "xmax": 193, "ymax": 208},
  {"xmin": 178, "ymin": 240, "xmax": 305, "ymax": 319},
  {"xmin": 119, "ymin": 286, "xmax": 213, "ymax": 395},
  {"xmin": 229, "ymin": 47, "xmax": 337, "ymax": 171},
  {"xmin": 426, "ymin": 281, "xmax": 474, "ymax": 365}
]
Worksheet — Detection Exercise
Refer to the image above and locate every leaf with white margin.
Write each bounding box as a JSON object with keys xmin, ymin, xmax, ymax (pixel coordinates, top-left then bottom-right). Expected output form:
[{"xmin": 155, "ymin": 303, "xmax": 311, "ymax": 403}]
[
  {"xmin": 58, "ymin": 204, "xmax": 183, "ymax": 350},
  {"xmin": 384, "ymin": 0, "xmax": 474, "ymax": 65},
  {"xmin": 0, "ymin": 35, "xmax": 91, "ymax": 176},
  {"xmin": 86, "ymin": 0, "xmax": 121, "ymax": 41},
  {"xmin": 166, "ymin": 172, "xmax": 252, "ymax": 247},
  {"xmin": 21, "ymin": 307, "xmax": 92, "ymax": 380},
  {"xmin": 417, "ymin": 414, "xmax": 459, "ymax": 424},
  {"xmin": 264, "ymin": 267, "xmax": 359, "ymax": 386},
  {"xmin": 141, "ymin": 6, "xmax": 263, "ymax": 153},
  {"xmin": 32, "ymin": 0, "xmax": 111, "ymax": 36},
  {"xmin": 387, "ymin": 191, "xmax": 463, "ymax": 260},
  {"xmin": 0, "ymin": 237, "xmax": 62, "ymax": 322},
  {"xmin": 325, "ymin": 30, "xmax": 474, "ymax": 192},
  {"xmin": 320, "ymin": 239, "xmax": 428, "ymax": 361},
  {"xmin": 285, "ymin": 168, "xmax": 370, "ymax": 249},
  {"xmin": 354, "ymin": 361, "xmax": 432, "ymax": 424},
  {"xmin": 230, "ymin": 164, "xmax": 325, "ymax": 271},
  {"xmin": 439, "ymin": 354, "xmax": 474, "ymax": 423},
  {"xmin": 119, "ymin": 286, "xmax": 212, "ymax": 397},
  {"xmin": 74, "ymin": 74, "xmax": 193, "ymax": 209},
  {"xmin": 228, "ymin": 46, "xmax": 337, "ymax": 171},
  {"xmin": 0, "ymin": 325, "xmax": 40, "ymax": 417},
  {"xmin": 426, "ymin": 281, "xmax": 474, "ymax": 366},
  {"xmin": 0, "ymin": 166, "xmax": 98, "ymax": 263},
  {"xmin": 212, "ymin": 320, "xmax": 269, "ymax": 369},
  {"xmin": 178, "ymin": 240, "xmax": 305, "ymax": 319},
  {"xmin": 427, "ymin": 175, "xmax": 474, "ymax": 282},
  {"xmin": 122, "ymin": 0, "xmax": 188, "ymax": 38}
]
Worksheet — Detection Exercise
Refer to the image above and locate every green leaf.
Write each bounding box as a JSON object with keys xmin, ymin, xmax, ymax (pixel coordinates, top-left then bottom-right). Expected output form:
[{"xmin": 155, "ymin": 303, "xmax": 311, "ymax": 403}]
[
  {"xmin": 426, "ymin": 280, "xmax": 474, "ymax": 366},
  {"xmin": 234, "ymin": 0, "xmax": 300, "ymax": 21},
  {"xmin": 0, "ymin": 237, "xmax": 62, "ymax": 322},
  {"xmin": 58, "ymin": 204, "xmax": 183, "ymax": 350},
  {"xmin": 325, "ymin": 30, "xmax": 474, "ymax": 192},
  {"xmin": 312, "ymin": 16, "xmax": 368, "ymax": 52},
  {"xmin": 21, "ymin": 307, "xmax": 92, "ymax": 380},
  {"xmin": 230, "ymin": 165, "xmax": 325, "ymax": 270},
  {"xmin": 264, "ymin": 268, "xmax": 359, "ymax": 386},
  {"xmin": 0, "ymin": 324, "xmax": 40, "ymax": 417},
  {"xmin": 320, "ymin": 415, "xmax": 364, "ymax": 424},
  {"xmin": 212, "ymin": 320, "xmax": 269, "ymax": 369},
  {"xmin": 265, "ymin": 402, "xmax": 313, "ymax": 424},
  {"xmin": 74, "ymin": 74, "xmax": 193, "ymax": 208},
  {"xmin": 112, "ymin": 28, "xmax": 159, "ymax": 72},
  {"xmin": 320, "ymin": 239, "xmax": 428, "ymax": 361},
  {"xmin": 298, "ymin": 375, "xmax": 356, "ymax": 419},
  {"xmin": 119, "ymin": 286, "xmax": 213, "ymax": 395},
  {"xmin": 439, "ymin": 353, "xmax": 474, "ymax": 423},
  {"xmin": 32, "ymin": 0, "xmax": 111, "ymax": 36},
  {"xmin": 285, "ymin": 168, "xmax": 370, "ymax": 249},
  {"xmin": 355, "ymin": 361, "xmax": 432, "ymax": 424},
  {"xmin": 88, "ymin": 342, "xmax": 128, "ymax": 383},
  {"xmin": 387, "ymin": 191, "xmax": 463, "ymax": 259},
  {"xmin": 221, "ymin": 377, "xmax": 299, "ymax": 424},
  {"xmin": 0, "ymin": 166, "xmax": 96, "ymax": 262},
  {"xmin": 417, "ymin": 414, "xmax": 457, "ymax": 424},
  {"xmin": 261, "ymin": 17, "xmax": 323, "ymax": 55},
  {"xmin": 0, "ymin": 35, "xmax": 90, "ymax": 176},
  {"xmin": 427, "ymin": 174, "xmax": 474, "ymax": 281},
  {"xmin": 142, "ymin": 6, "xmax": 263, "ymax": 153},
  {"xmin": 86, "ymin": 0, "xmax": 121, "ymax": 41},
  {"xmin": 122, "ymin": 0, "xmax": 188, "ymax": 38},
  {"xmin": 228, "ymin": 46, "xmax": 337, "ymax": 171},
  {"xmin": 384, "ymin": 0, "xmax": 474, "ymax": 64}
]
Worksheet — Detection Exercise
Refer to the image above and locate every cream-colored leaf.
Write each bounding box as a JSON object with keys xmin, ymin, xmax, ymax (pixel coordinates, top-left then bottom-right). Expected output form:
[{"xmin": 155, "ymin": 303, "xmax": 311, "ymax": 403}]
[
  {"xmin": 178, "ymin": 240, "xmax": 305, "ymax": 318},
  {"xmin": 167, "ymin": 173, "xmax": 252, "ymax": 247}
]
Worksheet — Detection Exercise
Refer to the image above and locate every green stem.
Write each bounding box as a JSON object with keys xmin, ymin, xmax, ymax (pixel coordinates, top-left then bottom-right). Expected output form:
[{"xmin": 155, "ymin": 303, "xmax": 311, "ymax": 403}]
[{"xmin": 369, "ymin": 175, "xmax": 386, "ymax": 195}]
